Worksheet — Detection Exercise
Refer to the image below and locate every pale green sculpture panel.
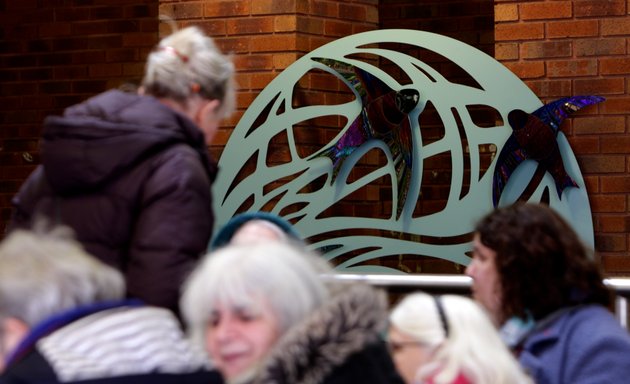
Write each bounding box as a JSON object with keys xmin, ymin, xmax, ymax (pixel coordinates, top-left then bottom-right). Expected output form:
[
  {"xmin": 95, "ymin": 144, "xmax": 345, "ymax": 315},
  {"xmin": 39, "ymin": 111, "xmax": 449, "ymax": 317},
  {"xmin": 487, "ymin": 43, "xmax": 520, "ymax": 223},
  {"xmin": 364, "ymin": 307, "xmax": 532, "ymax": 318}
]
[{"xmin": 213, "ymin": 29, "xmax": 594, "ymax": 273}]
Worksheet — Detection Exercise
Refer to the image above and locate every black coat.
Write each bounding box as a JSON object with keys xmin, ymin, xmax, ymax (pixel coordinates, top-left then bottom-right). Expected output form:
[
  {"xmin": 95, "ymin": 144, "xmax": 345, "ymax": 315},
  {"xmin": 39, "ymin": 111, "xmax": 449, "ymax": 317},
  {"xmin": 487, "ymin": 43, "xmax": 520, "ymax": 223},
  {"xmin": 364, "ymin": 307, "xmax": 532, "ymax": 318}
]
[{"xmin": 9, "ymin": 90, "xmax": 217, "ymax": 314}]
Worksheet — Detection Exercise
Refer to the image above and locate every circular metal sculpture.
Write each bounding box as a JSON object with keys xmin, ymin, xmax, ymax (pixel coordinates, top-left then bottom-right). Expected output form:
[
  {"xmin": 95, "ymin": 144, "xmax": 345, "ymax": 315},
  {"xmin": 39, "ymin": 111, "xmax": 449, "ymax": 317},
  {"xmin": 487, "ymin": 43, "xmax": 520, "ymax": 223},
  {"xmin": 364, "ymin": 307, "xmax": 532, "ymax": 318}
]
[{"xmin": 213, "ymin": 29, "xmax": 595, "ymax": 273}]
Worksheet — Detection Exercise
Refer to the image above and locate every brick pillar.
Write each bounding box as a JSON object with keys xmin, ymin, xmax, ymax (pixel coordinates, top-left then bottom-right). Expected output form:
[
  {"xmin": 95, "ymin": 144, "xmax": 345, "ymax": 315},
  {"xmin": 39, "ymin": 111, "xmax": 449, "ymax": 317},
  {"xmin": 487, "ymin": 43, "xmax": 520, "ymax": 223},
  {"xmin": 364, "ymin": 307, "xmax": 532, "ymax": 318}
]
[
  {"xmin": 495, "ymin": 0, "xmax": 630, "ymax": 275},
  {"xmin": 380, "ymin": 0, "xmax": 495, "ymax": 56}
]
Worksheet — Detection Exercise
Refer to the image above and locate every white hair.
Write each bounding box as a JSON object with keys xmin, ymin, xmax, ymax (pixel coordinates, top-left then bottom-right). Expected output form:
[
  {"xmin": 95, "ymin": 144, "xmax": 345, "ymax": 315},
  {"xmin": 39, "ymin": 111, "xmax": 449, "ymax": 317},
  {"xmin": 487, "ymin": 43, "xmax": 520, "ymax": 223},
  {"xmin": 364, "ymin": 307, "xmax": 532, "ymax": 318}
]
[
  {"xmin": 0, "ymin": 227, "xmax": 125, "ymax": 327},
  {"xmin": 142, "ymin": 26, "xmax": 236, "ymax": 119},
  {"xmin": 390, "ymin": 293, "xmax": 532, "ymax": 384},
  {"xmin": 180, "ymin": 242, "xmax": 331, "ymax": 349}
]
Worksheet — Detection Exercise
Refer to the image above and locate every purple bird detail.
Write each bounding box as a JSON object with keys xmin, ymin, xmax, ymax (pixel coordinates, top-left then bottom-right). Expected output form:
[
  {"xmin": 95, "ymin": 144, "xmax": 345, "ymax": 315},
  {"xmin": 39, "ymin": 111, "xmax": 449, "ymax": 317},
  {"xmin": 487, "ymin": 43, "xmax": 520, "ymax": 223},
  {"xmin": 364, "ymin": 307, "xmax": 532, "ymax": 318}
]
[
  {"xmin": 492, "ymin": 95, "xmax": 605, "ymax": 207},
  {"xmin": 310, "ymin": 58, "xmax": 420, "ymax": 218}
]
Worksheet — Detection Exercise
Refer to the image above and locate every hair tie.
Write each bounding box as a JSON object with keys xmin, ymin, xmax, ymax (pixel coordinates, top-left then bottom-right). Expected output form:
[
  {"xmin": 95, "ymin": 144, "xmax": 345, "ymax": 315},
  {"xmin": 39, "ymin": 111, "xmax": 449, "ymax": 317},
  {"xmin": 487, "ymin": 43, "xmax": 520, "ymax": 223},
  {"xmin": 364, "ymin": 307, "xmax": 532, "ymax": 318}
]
[{"xmin": 158, "ymin": 46, "xmax": 189, "ymax": 63}]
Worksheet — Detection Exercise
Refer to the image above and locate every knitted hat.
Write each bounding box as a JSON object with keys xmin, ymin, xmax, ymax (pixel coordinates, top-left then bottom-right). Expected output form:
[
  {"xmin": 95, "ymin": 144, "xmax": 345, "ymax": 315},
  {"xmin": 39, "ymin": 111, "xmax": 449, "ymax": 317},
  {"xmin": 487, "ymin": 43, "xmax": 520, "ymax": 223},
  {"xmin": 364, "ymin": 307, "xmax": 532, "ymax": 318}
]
[{"xmin": 210, "ymin": 211, "xmax": 302, "ymax": 250}]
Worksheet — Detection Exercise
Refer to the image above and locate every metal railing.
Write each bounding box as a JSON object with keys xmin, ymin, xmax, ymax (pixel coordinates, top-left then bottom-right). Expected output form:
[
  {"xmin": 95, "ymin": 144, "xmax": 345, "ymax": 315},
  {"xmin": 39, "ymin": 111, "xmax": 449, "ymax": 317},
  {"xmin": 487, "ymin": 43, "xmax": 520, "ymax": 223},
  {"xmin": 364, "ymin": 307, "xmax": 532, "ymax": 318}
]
[{"xmin": 325, "ymin": 274, "xmax": 630, "ymax": 329}]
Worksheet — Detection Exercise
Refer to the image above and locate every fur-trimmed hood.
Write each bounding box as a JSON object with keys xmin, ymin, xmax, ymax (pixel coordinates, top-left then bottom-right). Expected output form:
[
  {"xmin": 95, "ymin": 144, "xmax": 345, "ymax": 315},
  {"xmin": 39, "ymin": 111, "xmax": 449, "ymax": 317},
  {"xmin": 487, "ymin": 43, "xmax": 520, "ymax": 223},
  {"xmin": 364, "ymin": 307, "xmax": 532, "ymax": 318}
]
[{"xmin": 240, "ymin": 283, "xmax": 395, "ymax": 384}]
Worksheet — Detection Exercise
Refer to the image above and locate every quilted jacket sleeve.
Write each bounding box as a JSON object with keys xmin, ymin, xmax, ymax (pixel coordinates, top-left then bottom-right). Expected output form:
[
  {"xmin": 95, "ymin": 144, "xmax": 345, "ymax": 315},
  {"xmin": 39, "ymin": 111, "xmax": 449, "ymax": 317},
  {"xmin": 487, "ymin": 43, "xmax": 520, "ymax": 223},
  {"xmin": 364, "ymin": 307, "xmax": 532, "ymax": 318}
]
[{"xmin": 7, "ymin": 166, "xmax": 47, "ymax": 233}]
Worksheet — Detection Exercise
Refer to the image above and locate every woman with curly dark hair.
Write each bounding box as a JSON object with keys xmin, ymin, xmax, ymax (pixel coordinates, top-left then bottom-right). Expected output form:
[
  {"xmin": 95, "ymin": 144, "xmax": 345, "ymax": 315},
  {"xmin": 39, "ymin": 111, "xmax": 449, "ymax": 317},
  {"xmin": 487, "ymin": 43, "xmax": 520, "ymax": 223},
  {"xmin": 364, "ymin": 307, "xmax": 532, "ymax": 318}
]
[{"xmin": 466, "ymin": 203, "xmax": 630, "ymax": 384}]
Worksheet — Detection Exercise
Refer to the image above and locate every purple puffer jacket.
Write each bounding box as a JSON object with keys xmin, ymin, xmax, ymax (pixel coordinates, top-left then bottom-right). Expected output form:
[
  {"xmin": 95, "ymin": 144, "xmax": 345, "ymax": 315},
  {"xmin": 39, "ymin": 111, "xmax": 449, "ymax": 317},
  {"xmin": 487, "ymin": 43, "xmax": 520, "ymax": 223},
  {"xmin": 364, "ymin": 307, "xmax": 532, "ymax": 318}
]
[{"xmin": 9, "ymin": 90, "xmax": 217, "ymax": 315}]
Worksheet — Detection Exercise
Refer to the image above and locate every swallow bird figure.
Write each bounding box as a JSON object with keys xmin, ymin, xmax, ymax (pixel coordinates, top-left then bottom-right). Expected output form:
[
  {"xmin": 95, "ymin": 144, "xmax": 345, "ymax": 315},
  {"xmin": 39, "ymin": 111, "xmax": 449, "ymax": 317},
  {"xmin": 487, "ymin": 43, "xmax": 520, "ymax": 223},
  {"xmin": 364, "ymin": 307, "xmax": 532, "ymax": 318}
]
[
  {"xmin": 310, "ymin": 58, "xmax": 420, "ymax": 218},
  {"xmin": 492, "ymin": 95, "xmax": 605, "ymax": 207}
]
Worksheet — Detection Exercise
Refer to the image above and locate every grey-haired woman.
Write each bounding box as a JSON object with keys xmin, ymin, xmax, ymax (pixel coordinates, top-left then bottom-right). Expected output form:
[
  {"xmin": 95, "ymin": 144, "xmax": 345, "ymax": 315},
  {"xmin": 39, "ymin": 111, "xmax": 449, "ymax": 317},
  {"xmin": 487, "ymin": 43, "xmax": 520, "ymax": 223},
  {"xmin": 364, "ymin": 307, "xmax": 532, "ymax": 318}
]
[{"xmin": 9, "ymin": 26, "xmax": 235, "ymax": 315}]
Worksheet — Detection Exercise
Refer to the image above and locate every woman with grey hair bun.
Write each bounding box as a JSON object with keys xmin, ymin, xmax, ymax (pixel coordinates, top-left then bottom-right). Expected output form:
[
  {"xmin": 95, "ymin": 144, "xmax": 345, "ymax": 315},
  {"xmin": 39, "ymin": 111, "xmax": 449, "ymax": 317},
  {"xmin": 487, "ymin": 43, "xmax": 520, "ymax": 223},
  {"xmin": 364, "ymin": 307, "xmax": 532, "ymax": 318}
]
[
  {"xmin": 9, "ymin": 25, "xmax": 235, "ymax": 316},
  {"xmin": 0, "ymin": 227, "xmax": 222, "ymax": 383},
  {"xmin": 181, "ymin": 242, "xmax": 404, "ymax": 384},
  {"xmin": 141, "ymin": 25, "xmax": 236, "ymax": 141}
]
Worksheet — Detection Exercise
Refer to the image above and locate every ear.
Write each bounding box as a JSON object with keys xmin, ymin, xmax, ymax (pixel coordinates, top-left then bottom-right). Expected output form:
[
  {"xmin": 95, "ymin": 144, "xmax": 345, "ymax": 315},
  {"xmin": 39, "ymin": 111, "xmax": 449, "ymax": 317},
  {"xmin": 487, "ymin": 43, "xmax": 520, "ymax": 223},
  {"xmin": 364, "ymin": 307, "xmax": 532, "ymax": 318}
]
[
  {"xmin": 200, "ymin": 99, "xmax": 221, "ymax": 122},
  {"xmin": 195, "ymin": 99, "xmax": 223, "ymax": 145},
  {"xmin": 1, "ymin": 317, "xmax": 30, "ymax": 358}
]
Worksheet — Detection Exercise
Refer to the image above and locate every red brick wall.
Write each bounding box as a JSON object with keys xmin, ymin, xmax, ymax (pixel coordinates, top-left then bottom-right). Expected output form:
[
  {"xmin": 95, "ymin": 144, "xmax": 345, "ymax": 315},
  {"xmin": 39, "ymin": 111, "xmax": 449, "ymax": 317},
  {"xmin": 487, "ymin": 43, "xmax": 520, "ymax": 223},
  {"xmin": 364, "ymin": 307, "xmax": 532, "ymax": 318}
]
[
  {"xmin": 0, "ymin": 0, "xmax": 159, "ymax": 234},
  {"xmin": 380, "ymin": 0, "xmax": 495, "ymax": 55},
  {"xmin": 495, "ymin": 0, "xmax": 630, "ymax": 275}
]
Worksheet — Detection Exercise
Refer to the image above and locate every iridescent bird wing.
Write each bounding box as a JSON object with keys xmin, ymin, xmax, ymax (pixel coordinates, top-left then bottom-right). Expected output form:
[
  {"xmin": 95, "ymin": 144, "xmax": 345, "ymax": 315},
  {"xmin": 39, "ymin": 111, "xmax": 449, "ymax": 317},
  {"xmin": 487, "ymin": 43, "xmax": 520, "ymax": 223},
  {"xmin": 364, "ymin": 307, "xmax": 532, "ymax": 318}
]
[
  {"xmin": 354, "ymin": 65, "xmax": 395, "ymax": 101},
  {"xmin": 312, "ymin": 58, "xmax": 400, "ymax": 104},
  {"xmin": 312, "ymin": 58, "xmax": 369, "ymax": 103},
  {"xmin": 309, "ymin": 58, "xmax": 374, "ymax": 179},
  {"xmin": 316, "ymin": 114, "xmax": 369, "ymax": 177},
  {"xmin": 538, "ymin": 144, "xmax": 579, "ymax": 198},
  {"xmin": 492, "ymin": 134, "xmax": 528, "ymax": 207},
  {"xmin": 364, "ymin": 88, "xmax": 419, "ymax": 218},
  {"xmin": 533, "ymin": 95, "xmax": 605, "ymax": 131},
  {"xmin": 310, "ymin": 58, "xmax": 398, "ymax": 167},
  {"xmin": 492, "ymin": 97, "xmax": 595, "ymax": 207},
  {"xmin": 311, "ymin": 57, "xmax": 420, "ymax": 217},
  {"xmin": 510, "ymin": 111, "xmax": 579, "ymax": 199}
]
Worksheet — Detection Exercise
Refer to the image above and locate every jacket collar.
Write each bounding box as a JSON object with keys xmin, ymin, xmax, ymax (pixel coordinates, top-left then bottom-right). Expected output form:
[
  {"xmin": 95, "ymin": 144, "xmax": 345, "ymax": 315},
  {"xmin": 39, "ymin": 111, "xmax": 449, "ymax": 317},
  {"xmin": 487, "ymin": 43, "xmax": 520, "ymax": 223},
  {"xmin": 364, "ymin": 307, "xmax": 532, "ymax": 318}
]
[
  {"xmin": 521, "ymin": 305, "xmax": 585, "ymax": 350},
  {"xmin": 5, "ymin": 299, "xmax": 143, "ymax": 367},
  {"xmin": 243, "ymin": 283, "xmax": 388, "ymax": 384}
]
